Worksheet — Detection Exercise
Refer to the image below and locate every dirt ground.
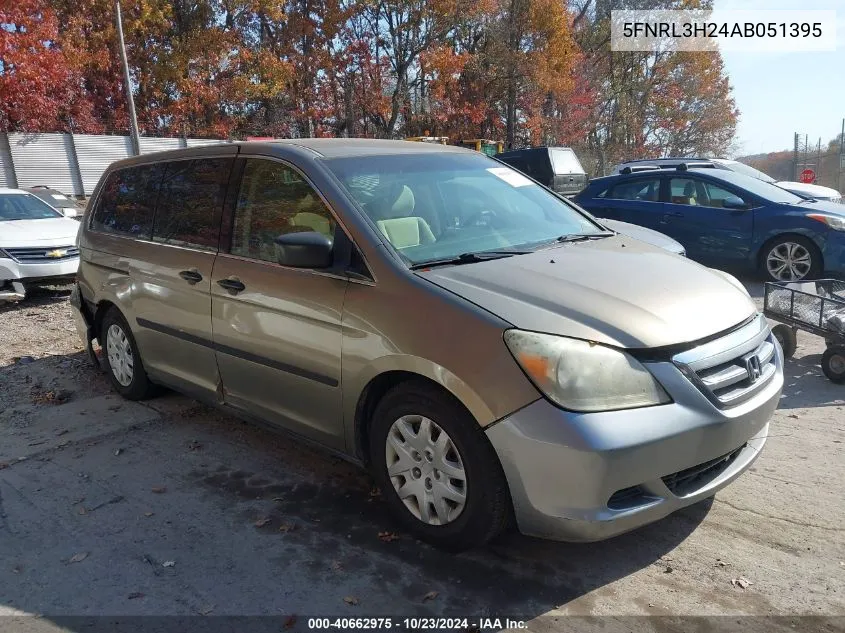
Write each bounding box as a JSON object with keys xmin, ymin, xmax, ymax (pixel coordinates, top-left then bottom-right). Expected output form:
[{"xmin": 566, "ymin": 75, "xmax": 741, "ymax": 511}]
[{"xmin": 0, "ymin": 282, "xmax": 843, "ymax": 633}]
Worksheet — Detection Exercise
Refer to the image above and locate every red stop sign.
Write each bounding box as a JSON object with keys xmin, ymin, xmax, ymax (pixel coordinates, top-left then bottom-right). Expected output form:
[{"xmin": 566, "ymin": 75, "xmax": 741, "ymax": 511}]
[{"xmin": 800, "ymin": 169, "xmax": 816, "ymax": 183}]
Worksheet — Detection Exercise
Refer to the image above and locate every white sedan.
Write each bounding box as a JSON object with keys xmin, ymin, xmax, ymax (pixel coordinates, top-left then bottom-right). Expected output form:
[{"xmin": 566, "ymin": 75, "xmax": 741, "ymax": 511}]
[{"xmin": 0, "ymin": 188, "xmax": 81, "ymax": 301}]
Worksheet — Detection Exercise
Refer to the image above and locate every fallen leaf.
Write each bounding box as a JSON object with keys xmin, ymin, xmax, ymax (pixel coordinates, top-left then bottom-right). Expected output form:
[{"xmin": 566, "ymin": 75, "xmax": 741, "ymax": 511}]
[
  {"xmin": 77, "ymin": 506, "xmax": 87, "ymax": 515},
  {"xmin": 162, "ymin": 561, "xmax": 176, "ymax": 568},
  {"xmin": 278, "ymin": 522, "xmax": 296, "ymax": 533},
  {"xmin": 716, "ymin": 559, "xmax": 731, "ymax": 567},
  {"xmin": 731, "ymin": 576, "xmax": 752, "ymax": 589},
  {"xmin": 68, "ymin": 552, "xmax": 88, "ymax": 564},
  {"xmin": 284, "ymin": 615, "xmax": 297, "ymax": 629},
  {"xmin": 254, "ymin": 518, "xmax": 271, "ymax": 527},
  {"xmin": 331, "ymin": 560, "xmax": 343, "ymax": 572},
  {"xmin": 151, "ymin": 486, "xmax": 167, "ymax": 494},
  {"xmin": 343, "ymin": 596, "xmax": 359, "ymax": 606},
  {"xmin": 378, "ymin": 531, "xmax": 399, "ymax": 542},
  {"xmin": 144, "ymin": 512, "xmax": 154, "ymax": 517},
  {"xmin": 788, "ymin": 414, "xmax": 799, "ymax": 419},
  {"xmin": 648, "ymin": 603, "xmax": 655, "ymax": 608},
  {"xmin": 0, "ymin": 463, "xmax": 8, "ymax": 470},
  {"xmin": 55, "ymin": 429, "xmax": 69, "ymax": 437},
  {"xmin": 198, "ymin": 605, "xmax": 214, "ymax": 615},
  {"xmin": 664, "ymin": 565, "xmax": 673, "ymax": 574},
  {"xmin": 128, "ymin": 592, "xmax": 144, "ymax": 600},
  {"xmin": 11, "ymin": 566, "xmax": 21, "ymax": 574},
  {"xmin": 368, "ymin": 487, "xmax": 381, "ymax": 498},
  {"xmin": 114, "ymin": 448, "xmax": 123, "ymax": 456},
  {"xmin": 422, "ymin": 590, "xmax": 439, "ymax": 603}
]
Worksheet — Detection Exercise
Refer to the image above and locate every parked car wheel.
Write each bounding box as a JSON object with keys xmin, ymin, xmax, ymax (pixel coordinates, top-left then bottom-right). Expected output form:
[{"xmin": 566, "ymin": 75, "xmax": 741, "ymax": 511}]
[
  {"xmin": 101, "ymin": 307, "xmax": 156, "ymax": 400},
  {"xmin": 771, "ymin": 324, "xmax": 797, "ymax": 359},
  {"xmin": 368, "ymin": 381, "xmax": 511, "ymax": 551},
  {"xmin": 761, "ymin": 236, "xmax": 821, "ymax": 282},
  {"xmin": 821, "ymin": 345, "xmax": 845, "ymax": 384}
]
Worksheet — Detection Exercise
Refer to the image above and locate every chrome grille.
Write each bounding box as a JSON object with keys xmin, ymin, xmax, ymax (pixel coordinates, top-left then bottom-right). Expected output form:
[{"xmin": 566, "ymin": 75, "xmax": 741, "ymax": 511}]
[
  {"xmin": 3, "ymin": 245, "xmax": 80, "ymax": 263},
  {"xmin": 673, "ymin": 314, "xmax": 780, "ymax": 409}
]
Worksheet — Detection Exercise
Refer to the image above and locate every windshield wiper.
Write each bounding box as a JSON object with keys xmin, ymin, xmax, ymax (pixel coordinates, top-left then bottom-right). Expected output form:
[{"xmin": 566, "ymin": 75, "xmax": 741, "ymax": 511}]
[
  {"xmin": 410, "ymin": 250, "xmax": 529, "ymax": 270},
  {"xmin": 534, "ymin": 231, "xmax": 615, "ymax": 248}
]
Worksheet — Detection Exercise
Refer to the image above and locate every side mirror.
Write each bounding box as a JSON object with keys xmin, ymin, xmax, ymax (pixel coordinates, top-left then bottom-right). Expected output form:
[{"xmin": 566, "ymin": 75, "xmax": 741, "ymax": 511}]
[
  {"xmin": 722, "ymin": 195, "xmax": 748, "ymax": 210},
  {"xmin": 274, "ymin": 231, "xmax": 333, "ymax": 268}
]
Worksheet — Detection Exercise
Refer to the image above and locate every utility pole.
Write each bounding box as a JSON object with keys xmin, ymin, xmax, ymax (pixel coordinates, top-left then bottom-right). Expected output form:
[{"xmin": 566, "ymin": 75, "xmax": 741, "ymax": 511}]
[
  {"xmin": 116, "ymin": 0, "xmax": 140, "ymax": 156},
  {"xmin": 793, "ymin": 132, "xmax": 800, "ymax": 181},
  {"xmin": 839, "ymin": 118, "xmax": 844, "ymax": 194}
]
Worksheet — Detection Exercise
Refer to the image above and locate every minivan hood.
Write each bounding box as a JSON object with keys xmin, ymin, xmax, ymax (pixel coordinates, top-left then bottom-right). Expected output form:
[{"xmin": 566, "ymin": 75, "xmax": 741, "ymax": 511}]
[
  {"xmin": 0, "ymin": 217, "xmax": 80, "ymax": 247},
  {"xmin": 417, "ymin": 236, "xmax": 756, "ymax": 349}
]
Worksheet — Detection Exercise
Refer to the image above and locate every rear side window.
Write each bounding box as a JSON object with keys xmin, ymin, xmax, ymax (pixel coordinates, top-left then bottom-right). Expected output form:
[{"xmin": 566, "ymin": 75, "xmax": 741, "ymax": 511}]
[
  {"xmin": 153, "ymin": 158, "xmax": 233, "ymax": 250},
  {"xmin": 91, "ymin": 165, "xmax": 163, "ymax": 238},
  {"xmin": 608, "ymin": 178, "xmax": 661, "ymax": 202}
]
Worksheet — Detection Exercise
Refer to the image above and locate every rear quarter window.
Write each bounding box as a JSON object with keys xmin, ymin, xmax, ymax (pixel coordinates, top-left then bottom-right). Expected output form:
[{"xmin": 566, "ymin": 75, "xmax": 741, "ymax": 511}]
[{"xmin": 91, "ymin": 165, "xmax": 164, "ymax": 239}]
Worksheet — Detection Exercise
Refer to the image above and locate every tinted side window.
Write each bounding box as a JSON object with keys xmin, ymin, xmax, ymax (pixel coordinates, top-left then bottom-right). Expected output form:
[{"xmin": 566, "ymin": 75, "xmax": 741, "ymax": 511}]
[
  {"xmin": 91, "ymin": 165, "xmax": 163, "ymax": 238},
  {"xmin": 153, "ymin": 158, "xmax": 233, "ymax": 251},
  {"xmin": 700, "ymin": 181, "xmax": 745, "ymax": 208},
  {"xmin": 231, "ymin": 159, "xmax": 336, "ymax": 264},
  {"xmin": 608, "ymin": 178, "xmax": 660, "ymax": 202}
]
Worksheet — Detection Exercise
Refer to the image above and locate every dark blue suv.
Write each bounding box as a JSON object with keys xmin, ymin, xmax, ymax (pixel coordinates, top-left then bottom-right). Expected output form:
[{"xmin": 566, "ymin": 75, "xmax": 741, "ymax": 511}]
[{"xmin": 574, "ymin": 165, "xmax": 845, "ymax": 282}]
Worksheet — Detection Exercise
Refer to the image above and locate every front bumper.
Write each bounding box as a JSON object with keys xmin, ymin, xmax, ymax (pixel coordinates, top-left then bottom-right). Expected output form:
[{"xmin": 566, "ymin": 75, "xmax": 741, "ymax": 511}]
[
  {"xmin": 0, "ymin": 257, "xmax": 79, "ymax": 282},
  {"xmin": 487, "ymin": 325, "xmax": 783, "ymax": 542}
]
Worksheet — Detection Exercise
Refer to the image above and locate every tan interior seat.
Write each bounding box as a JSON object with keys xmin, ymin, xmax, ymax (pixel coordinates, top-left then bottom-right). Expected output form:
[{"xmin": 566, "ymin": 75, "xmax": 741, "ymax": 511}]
[{"xmin": 377, "ymin": 217, "xmax": 436, "ymax": 249}]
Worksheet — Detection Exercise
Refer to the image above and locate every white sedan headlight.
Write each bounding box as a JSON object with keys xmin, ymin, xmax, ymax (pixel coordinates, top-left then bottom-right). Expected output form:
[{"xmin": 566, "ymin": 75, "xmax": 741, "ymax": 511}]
[{"xmin": 504, "ymin": 330, "xmax": 671, "ymax": 412}]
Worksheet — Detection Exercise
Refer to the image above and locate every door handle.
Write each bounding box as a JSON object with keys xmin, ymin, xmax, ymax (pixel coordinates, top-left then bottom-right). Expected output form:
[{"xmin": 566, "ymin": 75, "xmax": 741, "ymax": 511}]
[
  {"xmin": 178, "ymin": 269, "xmax": 203, "ymax": 284},
  {"xmin": 217, "ymin": 277, "xmax": 246, "ymax": 294}
]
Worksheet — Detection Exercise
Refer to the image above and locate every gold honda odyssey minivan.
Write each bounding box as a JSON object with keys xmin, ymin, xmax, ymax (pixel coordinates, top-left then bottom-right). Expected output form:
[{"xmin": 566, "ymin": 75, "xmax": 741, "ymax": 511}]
[{"xmin": 72, "ymin": 139, "xmax": 782, "ymax": 550}]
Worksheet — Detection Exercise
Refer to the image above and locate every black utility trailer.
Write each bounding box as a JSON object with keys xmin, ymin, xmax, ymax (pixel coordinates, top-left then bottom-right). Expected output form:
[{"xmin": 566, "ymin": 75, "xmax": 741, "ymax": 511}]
[{"xmin": 763, "ymin": 279, "xmax": 845, "ymax": 383}]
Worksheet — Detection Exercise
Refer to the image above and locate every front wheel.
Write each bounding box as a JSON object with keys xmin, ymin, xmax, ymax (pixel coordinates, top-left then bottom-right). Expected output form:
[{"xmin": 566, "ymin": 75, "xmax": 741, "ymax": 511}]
[
  {"xmin": 368, "ymin": 381, "xmax": 512, "ymax": 551},
  {"xmin": 761, "ymin": 236, "xmax": 821, "ymax": 282},
  {"xmin": 821, "ymin": 345, "xmax": 845, "ymax": 383}
]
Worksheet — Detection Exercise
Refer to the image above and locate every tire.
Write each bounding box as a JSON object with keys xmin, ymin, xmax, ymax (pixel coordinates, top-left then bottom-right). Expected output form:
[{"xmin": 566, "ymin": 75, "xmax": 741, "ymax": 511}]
[
  {"xmin": 368, "ymin": 380, "xmax": 512, "ymax": 551},
  {"xmin": 771, "ymin": 324, "xmax": 797, "ymax": 359},
  {"xmin": 821, "ymin": 345, "xmax": 845, "ymax": 384},
  {"xmin": 100, "ymin": 307, "xmax": 156, "ymax": 400},
  {"xmin": 761, "ymin": 235, "xmax": 821, "ymax": 282}
]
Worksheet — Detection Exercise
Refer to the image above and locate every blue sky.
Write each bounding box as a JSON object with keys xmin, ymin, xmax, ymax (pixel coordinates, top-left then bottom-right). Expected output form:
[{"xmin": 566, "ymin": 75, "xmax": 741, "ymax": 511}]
[{"xmin": 718, "ymin": 0, "xmax": 845, "ymax": 157}]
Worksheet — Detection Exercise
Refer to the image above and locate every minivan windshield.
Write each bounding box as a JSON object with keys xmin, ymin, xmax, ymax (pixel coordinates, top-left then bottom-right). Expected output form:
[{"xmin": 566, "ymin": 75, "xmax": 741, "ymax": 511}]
[
  {"xmin": 0, "ymin": 193, "xmax": 63, "ymax": 221},
  {"xmin": 324, "ymin": 152, "xmax": 603, "ymax": 266}
]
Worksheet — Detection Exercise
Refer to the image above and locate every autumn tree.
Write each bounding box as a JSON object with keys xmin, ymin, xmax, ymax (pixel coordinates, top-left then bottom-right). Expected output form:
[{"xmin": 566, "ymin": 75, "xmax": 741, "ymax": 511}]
[{"xmin": 0, "ymin": 0, "xmax": 98, "ymax": 132}]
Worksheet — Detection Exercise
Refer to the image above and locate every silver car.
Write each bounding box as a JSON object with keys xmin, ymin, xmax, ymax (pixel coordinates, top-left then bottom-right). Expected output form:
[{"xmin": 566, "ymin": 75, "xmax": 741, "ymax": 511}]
[{"xmin": 71, "ymin": 139, "xmax": 783, "ymax": 550}]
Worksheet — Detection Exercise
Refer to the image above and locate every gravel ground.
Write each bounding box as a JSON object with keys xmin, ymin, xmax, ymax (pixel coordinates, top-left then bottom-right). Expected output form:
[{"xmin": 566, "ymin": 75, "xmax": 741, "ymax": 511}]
[{"xmin": 0, "ymin": 280, "xmax": 843, "ymax": 633}]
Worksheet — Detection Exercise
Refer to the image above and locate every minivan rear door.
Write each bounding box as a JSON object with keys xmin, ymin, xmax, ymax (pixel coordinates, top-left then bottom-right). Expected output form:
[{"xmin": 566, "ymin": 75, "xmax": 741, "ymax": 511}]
[
  {"xmin": 114, "ymin": 154, "xmax": 235, "ymax": 400},
  {"xmin": 211, "ymin": 157, "xmax": 348, "ymax": 450}
]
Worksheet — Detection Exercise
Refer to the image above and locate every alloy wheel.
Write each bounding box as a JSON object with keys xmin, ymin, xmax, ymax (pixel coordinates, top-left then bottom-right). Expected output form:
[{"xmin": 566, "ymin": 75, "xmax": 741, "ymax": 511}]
[
  {"xmin": 766, "ymin": 242, "xmax": 813, "ymax": 281},
  {"xmin": 385, "ymin": 414, "xmax": 467, "ymax": 525}
]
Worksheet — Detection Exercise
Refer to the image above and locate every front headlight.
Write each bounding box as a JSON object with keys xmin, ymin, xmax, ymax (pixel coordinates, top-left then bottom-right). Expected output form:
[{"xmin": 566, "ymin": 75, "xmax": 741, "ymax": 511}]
[
  {"xmin": 504, "ymin": 330, "xmax": 671, "ymax": 412},
  {"xmin": 808, "ymin": 213, "xmax": 845, "ymax": 231}
]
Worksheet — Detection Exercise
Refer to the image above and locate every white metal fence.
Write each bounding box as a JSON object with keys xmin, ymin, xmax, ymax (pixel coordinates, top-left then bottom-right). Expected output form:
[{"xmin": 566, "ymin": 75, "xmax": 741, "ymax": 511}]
[{"xmin": 0, "ymin": 132, "xmax": 229, "ymax": 196}]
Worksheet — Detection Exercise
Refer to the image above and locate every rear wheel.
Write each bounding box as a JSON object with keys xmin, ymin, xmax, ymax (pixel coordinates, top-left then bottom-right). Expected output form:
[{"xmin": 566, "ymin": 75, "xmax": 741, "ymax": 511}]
[
  {"xmin": 771, "ymin": 324, "xmax": 797, "ymax": 359},
  {"xmin": 101, "ymin": 308, "xmax": 156, "ymax": 400},
  {"xmin": 368, "ymin": 381, "xmax": 511, "ymax": 551},
  {"xmin": 821, "ymin": 346, "xmax": 845, "ymax": 383}
]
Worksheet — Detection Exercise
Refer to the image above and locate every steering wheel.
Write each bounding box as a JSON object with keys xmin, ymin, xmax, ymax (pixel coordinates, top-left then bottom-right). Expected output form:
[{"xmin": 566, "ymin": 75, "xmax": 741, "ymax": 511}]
[{"xmin": 461, "ymin": 207, "xmax": 500, "ymax": 228}]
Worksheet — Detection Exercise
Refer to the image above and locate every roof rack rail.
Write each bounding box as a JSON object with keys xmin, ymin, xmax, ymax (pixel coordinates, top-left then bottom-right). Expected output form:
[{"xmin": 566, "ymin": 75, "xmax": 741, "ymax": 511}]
[
  {"xmin": 621, "ymin": 165, "xmax": 662, "ymax": 174},
  {"xmin": 677, "ymin": 161, "xmax": 715, "ymax": 171}
]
